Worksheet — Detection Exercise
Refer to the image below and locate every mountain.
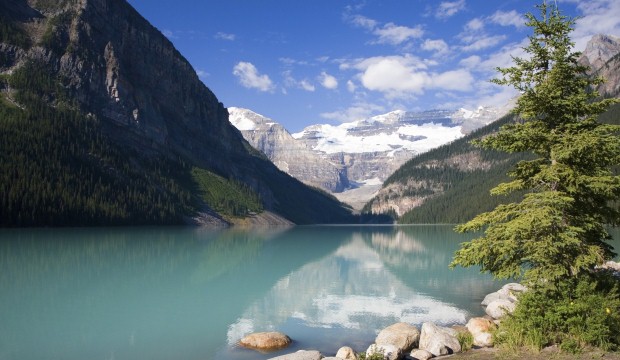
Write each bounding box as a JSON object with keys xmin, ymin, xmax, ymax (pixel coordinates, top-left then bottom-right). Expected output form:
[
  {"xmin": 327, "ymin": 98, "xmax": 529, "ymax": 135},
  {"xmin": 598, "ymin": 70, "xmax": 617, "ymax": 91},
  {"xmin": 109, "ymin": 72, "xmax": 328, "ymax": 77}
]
[
  {"xmin": 229, "ymin": 105, "xmax": 510, "ymax": 210},
  {"xmin": 364, "ymin": 34, "xmax": 620, "ymax": 223},
  {"xmin": 580, "ymin": 34, "xmax": 620, "ymax": 98},
  {"xmin": 0, "ymin": 0, "xmax": 353, "ymax": 226},
  {"xmin": 228, "ymin": 107, "xmax": 349, "ymax": 192}
]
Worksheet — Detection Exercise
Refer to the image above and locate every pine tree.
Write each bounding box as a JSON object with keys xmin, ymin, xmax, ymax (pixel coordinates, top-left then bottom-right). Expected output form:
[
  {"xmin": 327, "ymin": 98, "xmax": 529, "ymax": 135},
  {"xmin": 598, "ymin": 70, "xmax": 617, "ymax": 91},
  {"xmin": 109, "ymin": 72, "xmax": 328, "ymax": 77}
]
[{"xmin": 451, "ymin": 2, "xmax": 620, "ymax": 287}]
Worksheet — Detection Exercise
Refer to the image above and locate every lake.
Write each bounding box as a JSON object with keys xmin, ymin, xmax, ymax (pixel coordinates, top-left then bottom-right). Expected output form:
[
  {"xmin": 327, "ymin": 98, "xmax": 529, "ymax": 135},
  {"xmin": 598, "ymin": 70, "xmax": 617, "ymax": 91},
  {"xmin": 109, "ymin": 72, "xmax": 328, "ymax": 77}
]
[{"xmin": 1, "ymin": 225, "xmax": 618, "ymax": 360}]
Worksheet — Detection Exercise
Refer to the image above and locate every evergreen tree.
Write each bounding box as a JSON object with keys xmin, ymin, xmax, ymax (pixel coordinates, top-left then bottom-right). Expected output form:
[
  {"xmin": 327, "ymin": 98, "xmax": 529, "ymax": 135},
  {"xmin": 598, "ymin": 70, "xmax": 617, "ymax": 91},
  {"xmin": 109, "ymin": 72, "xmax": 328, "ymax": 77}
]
[{"xmin": 451, "ymin": 2, "xmax": 620, "ymax": 286}]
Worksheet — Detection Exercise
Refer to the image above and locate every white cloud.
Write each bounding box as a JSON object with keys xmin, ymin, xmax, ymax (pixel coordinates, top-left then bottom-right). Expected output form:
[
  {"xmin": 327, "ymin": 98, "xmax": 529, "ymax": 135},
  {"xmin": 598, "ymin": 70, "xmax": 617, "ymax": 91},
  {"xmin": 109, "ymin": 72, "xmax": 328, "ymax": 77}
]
[
  {"xmin": 233, "ymin": 62, "xmax": 274, "ymax": 92},
  {"xmin": 348, "ymin": 14, "xmax": 378, "ymax": 30},
  {"xmin": 568, "ymin": 0, "xmax": 620, "ymax": 50},
  {"xmin": 283, "ymin": 70, "xmax": 315, "ymax": 92},
  {"xmin": 373, "ymin": 23, "xmax": 425, "ymax": 45},
  {"xmin": 196, "ymin": 70, "xmax": 209, "ymax": 79},
  {"xmin": 320, "ymin": 102, "xmax": 385, "ymax": 123},
  {"xmin": 347, "ymin": 14, "xmax": 424, "ymax": 47},
  {"xmin": 459, "ymin": 17, "xmax": 506, "ymax": 52},
  {"xmin": 320, "ymin": 72, "xmax": 338, "ymax": 89},
  {"xmin": 300, "ymin": 79, "xmax": 316, "ymax": 92},
  {"xmin": 465, "ymin": 18, "xmax": 485, "ymax": 31},
  {"xmin": 347, "ymin": 80, "xmax": 357, "ymax": 93},
  {"xmin": 489, "ymin": 10, "xmax": 525, "ymax": 28},
  {"xmin": 436, "ymin": 0, "xmax": 466, "ymax": 19},
  {"xmin": 214, "ymin": 32, "xmax": 236, "ymax": 41},
  {"xmin": 461, "ymin": 35, "xmax": 506, "ymax": 52},
  {"xmin": 346, "ymin": 55, "xmax": 473, "ymax": 98},
  {"xmin": 459, "ymin": 55, "xmax": 481, "ymax": 68},
  {"xmin": 421, "ymin": 39, "xmax": 449, "ymax": 55},
  {"xmin": 432, "ymin": 69, "xmax": 474, "ymax": 91}
]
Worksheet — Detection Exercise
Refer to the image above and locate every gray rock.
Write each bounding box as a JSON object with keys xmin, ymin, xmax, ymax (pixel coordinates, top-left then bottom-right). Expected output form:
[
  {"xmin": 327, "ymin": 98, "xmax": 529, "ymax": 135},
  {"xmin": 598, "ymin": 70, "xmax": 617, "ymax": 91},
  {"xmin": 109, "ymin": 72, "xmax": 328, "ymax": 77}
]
[
  {"xmin": 485, "ymin": 299, "xmax": 516, "ymax": 319},
  {"xmin": 409, "ymin": 349, "xmax": 433, "ymax": 360},
  {"xmin": 366, "ymin": 343, "xmax": 400, "ymax": 360},
  {"xmin": 375, "ymin": 322, "xmax": 420, "ymax": 353},
  {"xmin": 335, "ymin": 346, "xmax": 358, "ymax": 360},
  {"xmin": 268, "ymin": 350, "xmax": 323, "ymax": 360},
  {"xmin": 418, "ymin": 322, "xmax": 461, "ymax": 356}
]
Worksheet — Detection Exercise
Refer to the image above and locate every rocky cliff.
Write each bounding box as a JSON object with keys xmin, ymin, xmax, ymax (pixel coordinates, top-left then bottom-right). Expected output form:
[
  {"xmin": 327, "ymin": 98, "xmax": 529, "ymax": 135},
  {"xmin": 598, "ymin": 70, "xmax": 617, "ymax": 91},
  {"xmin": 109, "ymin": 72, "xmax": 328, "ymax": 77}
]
[
  {"xmin": 229, "ymin": 106, "xmax": 510, "ymax": 210},
  {"xmin": 229, "ymin": 107, "xmax": 349, "ymax": 192},
  {"xmin": 580, "ymin": 34, "xmax": 620, "ymax": 98},
  {"xmin": 0, "ymin": 0, "xmax": 353, "ymax": 225}
]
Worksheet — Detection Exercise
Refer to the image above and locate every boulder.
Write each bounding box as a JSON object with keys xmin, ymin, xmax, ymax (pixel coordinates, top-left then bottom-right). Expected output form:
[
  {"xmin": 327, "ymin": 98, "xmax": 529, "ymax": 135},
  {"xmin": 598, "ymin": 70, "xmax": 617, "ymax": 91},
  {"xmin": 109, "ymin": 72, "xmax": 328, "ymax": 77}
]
[
  {"xmin": 466, "ymin": 317, "xmax": 496, "ymax": 347},
  {"xmin": 375, "ymin": 322, "xmax": 420, "ymax": 353},
  {"xmin": 365, "ymin": 343, "xmax": 400, "ymax": 360},
  {"xmin": 335, "ymin": 346, "xmax": 357, "ymax": 360},
  {"xmin": 268, "ymin": 350, "xmax": 323, "ymax": 360},
  {"xmin": 418, "ymin": 322, "xmax": 461, "ymax": 356},
  {"xmin": 481, "ymin": 283, "xmax": 527, "ymax": 306},
  {"xmin": 409, "ymin": 349, "xmax": 433, "ymax": 360},
  {"xmin": 239, "ymin": 332, "xmax": 292, "ymax": 351},
  {"xmin": 485, "ymin": 299, "xmax": 516, "ymax": 320},
  {"xmin": 480, "ymin": 291, "xmax": 506, "ymax": 306}
]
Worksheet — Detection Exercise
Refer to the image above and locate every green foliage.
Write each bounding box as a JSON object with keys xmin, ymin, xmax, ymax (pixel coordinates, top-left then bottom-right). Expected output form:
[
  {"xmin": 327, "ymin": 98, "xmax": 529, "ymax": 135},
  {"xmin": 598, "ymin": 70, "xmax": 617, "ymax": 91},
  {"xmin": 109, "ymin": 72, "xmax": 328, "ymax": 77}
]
[
  {"xmin": 39, "ymin": 12, "xmax": 73, "ymax": 54},
  {"xmin": 357, "ymin": 350, "xmax": 385, "ymax": 360},
  {"xmin": 457, "ymin": 329, "xmax": 474, "ymax": 351},
  {"xmin": 495, "ymin": 274, "xmax": 620, "ymax": 352},
  {"xmin": 0, "ymin": 59, "xmax": 194, "ymax": 226},
  {"xmin": 452, "ymin": 2, "xmax": 620, "ymax": 286},
  {"xmin": 191, "ymin": 167, "xmax": 262, "ymax": 218}
]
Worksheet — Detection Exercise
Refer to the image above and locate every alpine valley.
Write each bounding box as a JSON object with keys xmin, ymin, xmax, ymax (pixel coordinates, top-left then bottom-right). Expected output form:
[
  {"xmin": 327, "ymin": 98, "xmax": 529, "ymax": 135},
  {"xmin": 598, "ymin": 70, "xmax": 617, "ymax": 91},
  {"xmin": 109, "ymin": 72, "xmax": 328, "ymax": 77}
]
[
  {"xmin": 0, "ymin": 0, "xmax": 354, "ymax": 226},
  {"xmin": 229, "ymin": 104, "xmax": 511, "ymax": 210},
  {"xmin": 230, "ymin": 34, "xmax": 620, "ymax": 218}
]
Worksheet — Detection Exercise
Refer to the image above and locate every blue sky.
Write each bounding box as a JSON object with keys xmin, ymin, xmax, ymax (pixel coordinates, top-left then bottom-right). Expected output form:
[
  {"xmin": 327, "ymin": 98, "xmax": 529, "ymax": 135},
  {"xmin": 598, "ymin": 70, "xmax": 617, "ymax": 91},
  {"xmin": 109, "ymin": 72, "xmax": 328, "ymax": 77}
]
[{"xmin": 126, "ymin": 0, "xmax": 620, "ymax": 132}]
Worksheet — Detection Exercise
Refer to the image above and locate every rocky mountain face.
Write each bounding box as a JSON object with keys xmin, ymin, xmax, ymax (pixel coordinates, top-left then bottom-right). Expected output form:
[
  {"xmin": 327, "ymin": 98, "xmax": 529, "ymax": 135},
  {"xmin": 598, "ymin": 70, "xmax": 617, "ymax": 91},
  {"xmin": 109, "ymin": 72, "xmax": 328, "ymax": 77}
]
[
  {"xmin": 580, "ymin": 34, "xmax": 620, "ymax": 98},
  {"xmin": 229, "ymin": 107, "xmax": 349, "ymax": 192},
  {"xmin": 230, "ymin": 106, "xmax": 510, "ymax": 210},
  {"xmin": 0, "ymin": 0, "xmax": 353, "ymax": 225},
  {"xmin": 365, "ymin": 34, "xmax": 620, "ymax": 221}
]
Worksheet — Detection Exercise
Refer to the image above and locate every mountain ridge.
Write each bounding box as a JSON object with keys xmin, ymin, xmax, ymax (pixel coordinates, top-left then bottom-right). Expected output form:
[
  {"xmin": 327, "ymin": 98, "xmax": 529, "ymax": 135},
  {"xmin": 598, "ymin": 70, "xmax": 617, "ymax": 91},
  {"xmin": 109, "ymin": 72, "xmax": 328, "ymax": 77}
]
[
  {"xmin": 229, "ymin": 104, "xmax": 511, "ymax": 209},
  {"xmin": 0, "ymin": 0, "xmax": 354, "ymax": 226},
  {"xmin": 364, "ymin": 33, "xmax": 620, "ymax": 222}
]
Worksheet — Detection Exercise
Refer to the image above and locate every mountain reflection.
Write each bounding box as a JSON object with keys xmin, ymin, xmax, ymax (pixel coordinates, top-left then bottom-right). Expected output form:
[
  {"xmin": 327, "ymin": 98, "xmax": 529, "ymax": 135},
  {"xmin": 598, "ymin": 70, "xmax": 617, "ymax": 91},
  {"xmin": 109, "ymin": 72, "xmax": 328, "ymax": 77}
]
[{"xmin": 227, "ymin": 227, "xmax": 493, "ymax": 348}]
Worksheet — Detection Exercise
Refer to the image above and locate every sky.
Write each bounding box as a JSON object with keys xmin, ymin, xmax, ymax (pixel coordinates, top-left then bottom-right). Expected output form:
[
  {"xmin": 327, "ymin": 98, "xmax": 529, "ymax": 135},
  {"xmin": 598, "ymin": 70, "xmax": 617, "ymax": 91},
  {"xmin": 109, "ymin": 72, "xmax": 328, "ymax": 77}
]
[{"xmin": 125, "ymin": 0, "xmax": 620, "ymax": 132}]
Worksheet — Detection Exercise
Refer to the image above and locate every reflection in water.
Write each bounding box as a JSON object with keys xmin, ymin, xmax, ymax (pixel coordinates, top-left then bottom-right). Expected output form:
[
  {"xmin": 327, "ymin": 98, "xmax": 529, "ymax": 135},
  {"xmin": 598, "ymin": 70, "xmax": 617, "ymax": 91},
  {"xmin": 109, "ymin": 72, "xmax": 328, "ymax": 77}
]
[
  {"xmin": 3, "ymin": 226, "xmax": 615, "ymax": 360},
  {"xmin": 224, "ymin": 229, "xmax": 483, "ymax": 358}
]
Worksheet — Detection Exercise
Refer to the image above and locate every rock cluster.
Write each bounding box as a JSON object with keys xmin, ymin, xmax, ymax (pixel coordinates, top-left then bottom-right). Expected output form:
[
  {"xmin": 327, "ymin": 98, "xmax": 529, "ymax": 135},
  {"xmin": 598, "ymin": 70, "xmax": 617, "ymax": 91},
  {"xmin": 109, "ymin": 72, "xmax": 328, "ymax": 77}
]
[{"xmin": 240, "ymin": 283, "xmax": 525, "ymax": 359}]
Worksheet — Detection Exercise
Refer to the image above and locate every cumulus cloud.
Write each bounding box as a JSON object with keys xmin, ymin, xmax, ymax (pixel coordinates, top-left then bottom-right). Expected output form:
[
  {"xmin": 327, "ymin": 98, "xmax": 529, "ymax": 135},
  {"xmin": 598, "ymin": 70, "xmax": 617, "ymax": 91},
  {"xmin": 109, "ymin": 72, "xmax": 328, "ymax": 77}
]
[
  {"xmin": 233, "ymin": 62, "xmax": 274, "ymax": 92},
  {"xmin": 320, "ymin": 72, "xmax": 339, "ymax": 89},
  {"xmin": 214, "ymin": 32, "xmax": 236, "ymax": 41},
  {"xmin": 345, "ymin": 55, "xmax": 473, "ymax": 98},
  {"xmin": 436, "ymin": 0, "xmax": 466, "ymax": 19},
  {"xmin": 489, "ymin": 10, "xmax": 525, "ymax": 28},
  {"xmin": 320, "ymin": 102, "xmax": 385, "ymax": 123},
  {"xmin": 300, "ymin": 80, "xmax": 316, "ymax": 92},
  {"xmin": 346, "ymin": 14, "xmax": 424, "ymax": 47},
  {"xmin": 421, "ymin": 39, "xmax": 450, "ymax": 55},
  {"xmin": 567, "ymin": 0, "xmax": 620, "ymax": 50}
]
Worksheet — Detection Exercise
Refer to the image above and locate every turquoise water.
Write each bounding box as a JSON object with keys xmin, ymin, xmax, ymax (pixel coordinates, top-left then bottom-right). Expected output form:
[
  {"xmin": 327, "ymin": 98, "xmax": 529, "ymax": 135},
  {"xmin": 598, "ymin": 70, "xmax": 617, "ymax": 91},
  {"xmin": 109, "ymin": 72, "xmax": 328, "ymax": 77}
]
[{"xmin": 1, "ymin": 225, "xmax": 617, "ymax": 360}]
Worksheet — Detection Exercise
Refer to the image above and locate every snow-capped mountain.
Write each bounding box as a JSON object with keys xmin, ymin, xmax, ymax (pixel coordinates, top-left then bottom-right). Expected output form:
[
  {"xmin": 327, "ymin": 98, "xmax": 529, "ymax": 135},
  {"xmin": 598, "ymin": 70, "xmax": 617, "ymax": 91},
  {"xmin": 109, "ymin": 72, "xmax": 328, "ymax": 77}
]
[
  {"xmin": 228, "ymin": 107, "xmax": 349, "ymax": 192},
  {"xmin": 229, "ymin": 106, "xmax": 510, "ymax": 209}
]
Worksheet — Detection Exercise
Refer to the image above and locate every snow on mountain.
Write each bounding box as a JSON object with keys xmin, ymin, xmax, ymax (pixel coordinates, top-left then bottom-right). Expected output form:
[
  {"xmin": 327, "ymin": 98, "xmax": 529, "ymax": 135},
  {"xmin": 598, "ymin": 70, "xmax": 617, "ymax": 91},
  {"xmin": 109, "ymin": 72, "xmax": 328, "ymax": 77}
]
[{"xmin": 230, "ymin": 105, "xmax": 510, "ymax": 209}]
